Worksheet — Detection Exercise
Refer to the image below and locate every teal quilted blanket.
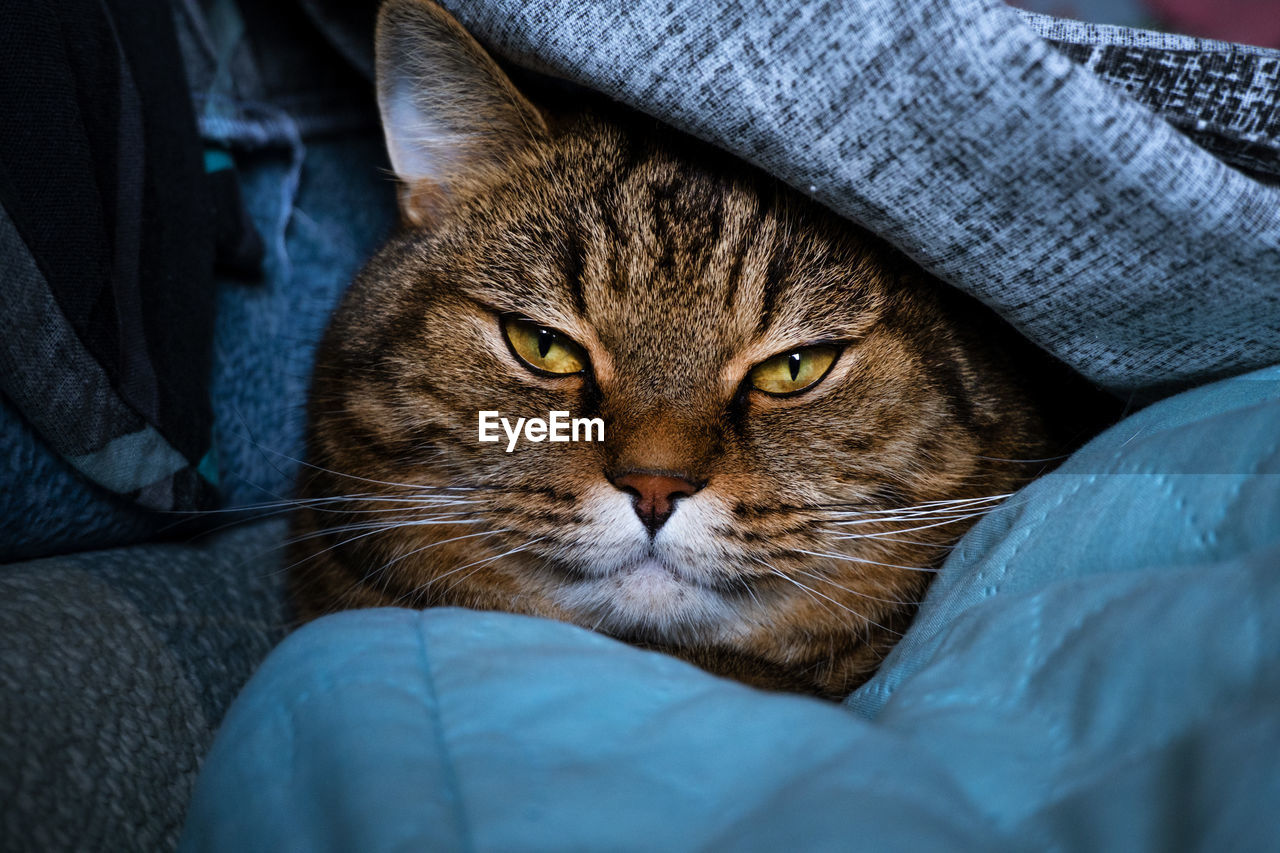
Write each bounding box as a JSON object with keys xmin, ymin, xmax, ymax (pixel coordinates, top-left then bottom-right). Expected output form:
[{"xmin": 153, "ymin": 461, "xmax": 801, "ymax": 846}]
[{"xmin": 181, "ymin": 364, "xmax": 1280, "ymax": 850}]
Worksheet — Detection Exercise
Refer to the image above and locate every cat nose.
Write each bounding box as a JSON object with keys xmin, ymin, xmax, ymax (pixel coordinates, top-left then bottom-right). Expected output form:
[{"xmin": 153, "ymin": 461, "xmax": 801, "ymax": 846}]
[{"xmin": 611, "ymin": 471, "xmax": 700, "ymax": 535}]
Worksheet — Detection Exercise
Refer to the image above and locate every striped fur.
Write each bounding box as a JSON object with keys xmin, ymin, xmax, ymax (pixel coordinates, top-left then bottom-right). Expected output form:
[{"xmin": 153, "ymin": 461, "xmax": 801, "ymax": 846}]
[{"xmin": 289, "ymin": 0, "xmax": 1109, "ymax": 699}]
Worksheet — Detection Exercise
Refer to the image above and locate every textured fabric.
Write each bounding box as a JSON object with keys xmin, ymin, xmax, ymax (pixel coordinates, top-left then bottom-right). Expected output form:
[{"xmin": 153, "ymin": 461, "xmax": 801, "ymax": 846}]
[
  {"xmin": 180, "ymin": 363, "xmax": 1280, "ymax": 851},
  {"xmin": 0, "ymin": 0, "xmax": 398, "ymax": 557},
  {"xmin": 177, "ymin": 0, "xmax": 400, "ymax": 507},
  {"xmin": 0, "ymin": 520, "xmax": 289, "ymax": 852},
  {"xmin": 0, "ymin": 395, "xmax": 161, "ymax": 564},
  {"xmin": 849, "ymin": 361, "xmax": 1280, "ymax": 715},
  {"xmin": 432, "ymin": 0, "xmax": 1280, "ymax": 396},
  {"xmin": 0, "ymin": 0, "xmax": 217, "ymax": 513},
  {"xmin": 0, "ymin": 3, "xmax": 394, "ymax": 843},
  {"xmin": 1024, "ymin": 13, "xmax": 1280, "ymax": 184},
  {"xmin": 1018, "ymin": 9, "xmax": 1280, "ymax": 54},
  {"xmin": 208, "ymin": 136, "xmax": 398, "ymax": 508}
]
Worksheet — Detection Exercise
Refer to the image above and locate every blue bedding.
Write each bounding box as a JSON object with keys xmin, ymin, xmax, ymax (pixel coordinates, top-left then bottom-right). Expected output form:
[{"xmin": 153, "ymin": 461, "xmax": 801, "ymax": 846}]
[{"xmin": 180, "ymin": 364, "xmax": 1280, "ymax": 850}]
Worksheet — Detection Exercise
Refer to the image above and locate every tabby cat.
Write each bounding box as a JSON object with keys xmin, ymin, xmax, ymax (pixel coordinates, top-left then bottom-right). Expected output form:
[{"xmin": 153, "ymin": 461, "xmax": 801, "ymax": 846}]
[{"xmin": 290, "ymin": 0, "xmax": 1106, "ymax": 699}]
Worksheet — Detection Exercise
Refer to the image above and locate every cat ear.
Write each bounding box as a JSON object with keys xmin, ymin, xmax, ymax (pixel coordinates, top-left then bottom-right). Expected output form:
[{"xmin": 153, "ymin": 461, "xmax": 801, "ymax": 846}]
[{"xmin": 375, "ymin": 0, "xmax": 548, "ymax": 226}]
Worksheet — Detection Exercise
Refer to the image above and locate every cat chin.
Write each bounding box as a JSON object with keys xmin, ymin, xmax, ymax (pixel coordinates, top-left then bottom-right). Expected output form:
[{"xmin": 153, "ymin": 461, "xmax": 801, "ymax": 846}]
[{"xmin": 549, "ymin": 559, "xmax": 742, "ymax": 641}]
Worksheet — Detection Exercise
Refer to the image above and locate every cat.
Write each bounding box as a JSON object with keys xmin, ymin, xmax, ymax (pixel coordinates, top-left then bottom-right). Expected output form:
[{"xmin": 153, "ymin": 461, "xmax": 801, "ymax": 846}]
[{"xmin": 289, "ymin": 0, "xmax": 1110, "ymax": 700}]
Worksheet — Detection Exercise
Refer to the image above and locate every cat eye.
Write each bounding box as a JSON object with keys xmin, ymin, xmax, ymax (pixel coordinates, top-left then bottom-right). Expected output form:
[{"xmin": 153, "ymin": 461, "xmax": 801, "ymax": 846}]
[
  {"xmin": 502, "ymin": 315, "xmax": 588, "ymax": 375},
  {"xmin": 748, "ymin": 345, "xmax": 840, "ymax": 396}
]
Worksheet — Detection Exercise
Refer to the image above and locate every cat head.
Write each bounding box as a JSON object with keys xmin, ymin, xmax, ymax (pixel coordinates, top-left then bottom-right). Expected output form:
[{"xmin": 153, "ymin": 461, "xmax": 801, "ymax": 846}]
[{"xmin": 291, "ymin": 0, "xmax": 1060, "ymax": 698}]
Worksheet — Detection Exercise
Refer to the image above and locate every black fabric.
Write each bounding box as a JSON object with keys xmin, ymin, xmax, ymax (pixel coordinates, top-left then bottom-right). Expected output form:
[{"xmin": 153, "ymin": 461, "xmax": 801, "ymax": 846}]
[
  {"xmin": 173, "ymin": 0, "xmax": 378, "ymax": 146},
  {"xmin": 105, "ymin": 0, "xmax": 217, "ymax": 458},
  {"xmin": 208, "ymin": 159, "xmax": 265, "ymax": 278},
  {"xmin": 0, "ymin": 0, "xmax": 218, "ymax": 506}
]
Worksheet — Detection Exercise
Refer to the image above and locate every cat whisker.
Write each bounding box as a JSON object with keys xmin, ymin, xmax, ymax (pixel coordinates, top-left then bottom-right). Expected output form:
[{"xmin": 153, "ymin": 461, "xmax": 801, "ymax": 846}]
[
  {"xmin": 392, "ymin": 536, "xmax": 546, "ymax": 605},
  {"xmin": 439, "ymin": 537, "xmax": 546, "ymax": 596},
  {"xmin": 754, "ymin": 559, "xmax": 902, "ymax": 637},
  {"xmin": 156, "ymin": 491, "xmax": 487, "ymax": 548},
  {"xmin": 755, "ymin": 561, "xmax": 841, "ymax": 620},
  {"xmin": 821, "ymin": 493, "xmax": 1012, "ymax": 518},
  {"xmin": 876, "ymin": 493, "xmax": 1014, "ymax": 510},
  {"xmin": 823, "ymin": 507, "xmax": 1002, "ymax": 529},
  {"xmin": 820, "ymin": 514, "xmax": 993, "ymax": 539},
  {"xmin": 206, "ymin": 494, "xmax": 483, "ymax": 516},
  {"xmin": 283, "ymin": 514, "xmax": 487, "ymax": 547},
  {"xmin": 788, "ymin": 567, "xmax": 917, "ymax": 607},
  {"xmin": 357, "ymin": 527, "xmax": 514, "ymax": 589},
  {"xmin": 736, "ymin": 575, "xmax": 766, "ymax": 612},
  {"xmin": 235, "ymin": 431, "xmax": 481, "ymax": 493},
  {"xmin": 817, "ymin": 531, "xmax": 957, "ymax": 549},
  {"xmin": 280, "ymin": 516, "xmax": 490, "ymax": 582},
  {"xmin": 289, "ymin": 495, "xmax": 485, "ymax": 512},
  {"xmin": 817, "ymin": 492, "xmax": 1011, "ymax": 509},
  {"xmin": 223, "ymin": 507, "xmax": 482, "ymax": 545},
  {"xmin": 786, "ymin": 548, "xmax": 943, "ymax": 574}
]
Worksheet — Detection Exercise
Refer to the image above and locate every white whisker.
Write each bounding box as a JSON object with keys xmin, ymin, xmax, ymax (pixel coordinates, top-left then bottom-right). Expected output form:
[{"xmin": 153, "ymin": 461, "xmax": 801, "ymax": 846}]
[
  {"xmin": 393, "ymin": 537, "xmax": 545, "ymax": 605},
  {"xmin": 789, "ymin": 567, "xmax": 916, "ymax": 606},
  {"xmin": 823, "ymin": 513, "xmax": 992, "ymax": 538},
  {"xmin": 754, "ymin": 559, "xmax": 902, "ymax": 637},
  {"xmin": 789, "ymin": 548, "xmax": 942, "ymax": 574},
  {"xmin": 825, "ymin": 509, "xmax": 998, "ymax": 530},
  {"xmin": 360, "ymin": 527, "xmax": 513, "ymax": 585}
]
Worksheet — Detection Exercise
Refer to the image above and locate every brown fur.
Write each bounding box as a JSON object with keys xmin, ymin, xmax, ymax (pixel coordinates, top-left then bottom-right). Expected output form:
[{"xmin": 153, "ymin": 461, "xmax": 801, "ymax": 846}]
[{"xmin": 289, "ymin": 0, "xmax": 1111, "ymax": 700}]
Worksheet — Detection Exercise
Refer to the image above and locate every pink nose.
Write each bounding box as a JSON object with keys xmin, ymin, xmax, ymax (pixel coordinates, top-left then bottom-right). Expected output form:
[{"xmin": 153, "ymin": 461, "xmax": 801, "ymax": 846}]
[{"xmin": 612, "ymin": 471, "xmax": 700, "ymax": 534}]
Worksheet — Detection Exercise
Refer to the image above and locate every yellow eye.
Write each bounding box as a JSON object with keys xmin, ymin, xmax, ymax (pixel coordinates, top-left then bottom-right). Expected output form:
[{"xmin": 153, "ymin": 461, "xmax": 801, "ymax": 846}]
[
  {"xmin": 748, "ymin": 345, "xmax": 839, "ymax": 396},
  {"xmin": 502, "ymin": 315, "xmax": 587, "ymax": 375}
]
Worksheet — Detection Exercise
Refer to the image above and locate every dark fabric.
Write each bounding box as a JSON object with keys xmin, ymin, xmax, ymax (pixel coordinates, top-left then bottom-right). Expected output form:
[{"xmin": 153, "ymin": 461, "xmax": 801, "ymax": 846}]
[
  {"xmin": 0, "ymin": 520, "xmax": 290, "ymax": 853},
  {"xmin": 174, "ymin": 0, "xmax": 399, "ymax": 508},
  {"xmin": 0, "ymin": 0, "xmax": 395, "ymax": 842},
  {"xmin": 207, "ymin": 153, "xmax": 265, "ymax": 278},
  {"xmin": 0, "ymin": 0, "xmax": 397, "ymax": 559},
  {"xmin": 0, "ymin": 394, "xmax": 160, "ymax": 564},
  {"xmin": 0, "ymin": 0, "xmax": 216, "ymax": 512},
  {"xmin": 1021, "ymin": 10, "xmax": 1280, "ymax": 185},
  {"xmin": 172, "ymin": 0, "xmax": 378, "ymax": 146}
]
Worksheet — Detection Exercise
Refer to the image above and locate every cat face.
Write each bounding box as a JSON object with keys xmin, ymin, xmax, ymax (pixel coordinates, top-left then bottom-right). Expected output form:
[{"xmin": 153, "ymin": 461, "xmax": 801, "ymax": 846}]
[{"xmin": 290, "ymin": 0, "xmax": 1060, "ymax": 698}]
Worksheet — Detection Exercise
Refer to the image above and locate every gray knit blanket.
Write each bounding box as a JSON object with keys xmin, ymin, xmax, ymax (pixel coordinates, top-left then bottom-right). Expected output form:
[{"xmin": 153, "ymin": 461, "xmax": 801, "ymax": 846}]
[{"xmin": 441, "ymin": 0, "xmax": 1280, "ymax": 398}]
